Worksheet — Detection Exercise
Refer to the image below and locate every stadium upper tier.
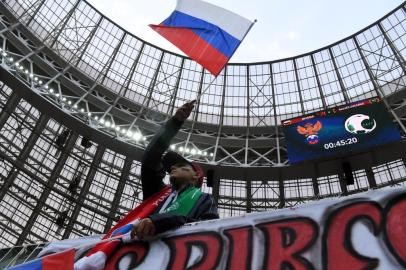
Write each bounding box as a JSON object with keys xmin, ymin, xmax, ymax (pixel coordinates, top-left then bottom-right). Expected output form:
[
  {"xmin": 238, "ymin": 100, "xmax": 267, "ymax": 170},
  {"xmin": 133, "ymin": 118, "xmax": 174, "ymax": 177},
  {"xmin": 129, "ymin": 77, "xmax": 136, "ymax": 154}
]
[{"xmin": 0, "ymin": 0, "xmax": 406, "ymax": 247}]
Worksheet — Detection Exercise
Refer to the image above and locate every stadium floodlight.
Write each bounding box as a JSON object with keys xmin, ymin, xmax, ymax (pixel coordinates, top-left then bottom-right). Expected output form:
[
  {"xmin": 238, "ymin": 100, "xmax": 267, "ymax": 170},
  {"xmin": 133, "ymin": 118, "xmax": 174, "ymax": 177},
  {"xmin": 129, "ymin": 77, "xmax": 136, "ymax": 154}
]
[
  {"xmin": 133, "ymin": 132, "xmax": 142, "ymax": 141},
  {"xmin": 170, "ymin": 145, "xmax": 176, "ymax": 150}
]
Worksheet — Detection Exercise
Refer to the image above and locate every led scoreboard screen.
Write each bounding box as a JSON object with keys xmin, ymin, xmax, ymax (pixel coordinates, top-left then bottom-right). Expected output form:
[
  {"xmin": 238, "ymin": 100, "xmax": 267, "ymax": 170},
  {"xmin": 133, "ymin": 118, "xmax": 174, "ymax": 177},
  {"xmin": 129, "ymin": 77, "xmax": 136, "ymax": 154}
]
[{"xmin": 282, "ymin": 97, "xmax": 401, "ymax": 164}]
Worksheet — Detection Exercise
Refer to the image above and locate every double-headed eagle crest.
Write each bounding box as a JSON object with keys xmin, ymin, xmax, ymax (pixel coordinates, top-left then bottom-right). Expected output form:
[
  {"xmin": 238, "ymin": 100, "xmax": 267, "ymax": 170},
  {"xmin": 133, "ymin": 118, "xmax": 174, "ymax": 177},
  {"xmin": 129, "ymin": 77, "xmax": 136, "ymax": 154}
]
[{"xmin": 297, "ymin": 121, "xmax": 322, "ymax": 137}]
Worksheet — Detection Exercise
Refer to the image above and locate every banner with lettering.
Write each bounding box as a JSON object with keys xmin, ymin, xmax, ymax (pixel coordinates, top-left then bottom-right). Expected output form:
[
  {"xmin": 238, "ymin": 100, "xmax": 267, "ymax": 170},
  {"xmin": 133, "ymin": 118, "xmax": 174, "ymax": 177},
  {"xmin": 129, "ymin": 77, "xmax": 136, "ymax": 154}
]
[{"xmin": 99, "ymin": 186, "xmax": 406, "ymax": 270}]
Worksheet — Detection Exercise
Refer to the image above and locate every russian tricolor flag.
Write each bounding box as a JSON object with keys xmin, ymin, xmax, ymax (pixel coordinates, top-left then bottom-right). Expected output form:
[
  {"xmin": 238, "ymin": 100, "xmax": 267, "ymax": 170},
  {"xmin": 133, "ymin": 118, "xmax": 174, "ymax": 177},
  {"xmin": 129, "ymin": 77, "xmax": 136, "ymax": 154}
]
[
  {"xmin": 150, "ymin": 0, "xmax": 254, "ymax": 76},
  {"xmin": 7, "ymin": 249, "xmax": 74, "ymax": 270}
]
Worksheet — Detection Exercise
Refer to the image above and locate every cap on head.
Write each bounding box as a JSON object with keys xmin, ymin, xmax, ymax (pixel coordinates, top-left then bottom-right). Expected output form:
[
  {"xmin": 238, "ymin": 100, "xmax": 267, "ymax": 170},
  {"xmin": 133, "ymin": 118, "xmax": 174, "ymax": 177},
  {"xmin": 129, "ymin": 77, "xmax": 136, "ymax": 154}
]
[{"xmin": 162, "ymin": 151, "xmax": 204, "ymax": 188}]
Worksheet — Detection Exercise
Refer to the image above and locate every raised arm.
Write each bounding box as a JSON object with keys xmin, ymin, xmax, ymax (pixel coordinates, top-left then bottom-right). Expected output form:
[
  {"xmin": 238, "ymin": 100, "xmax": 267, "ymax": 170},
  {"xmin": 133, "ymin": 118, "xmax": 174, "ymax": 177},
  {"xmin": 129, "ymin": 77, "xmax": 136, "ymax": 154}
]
[{"xmin": 141, "ymin": 101, "xmax": 196, "ymax": 200}]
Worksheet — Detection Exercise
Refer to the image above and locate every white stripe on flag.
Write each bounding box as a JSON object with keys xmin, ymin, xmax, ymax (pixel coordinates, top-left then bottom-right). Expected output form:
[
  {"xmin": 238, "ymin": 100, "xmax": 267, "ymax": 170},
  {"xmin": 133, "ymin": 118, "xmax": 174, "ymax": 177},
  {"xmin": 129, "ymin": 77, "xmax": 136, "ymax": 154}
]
[
  {"xmin": 74, "ymin": 251, "xmax": 107, "ymax": 270},
  {"xmin": 38, "ymin": 234, "xmax": 103, "ymax": 258},
  {"xmin": 176, "ymin": 0, "xmax": 253, "ymax": 40}
]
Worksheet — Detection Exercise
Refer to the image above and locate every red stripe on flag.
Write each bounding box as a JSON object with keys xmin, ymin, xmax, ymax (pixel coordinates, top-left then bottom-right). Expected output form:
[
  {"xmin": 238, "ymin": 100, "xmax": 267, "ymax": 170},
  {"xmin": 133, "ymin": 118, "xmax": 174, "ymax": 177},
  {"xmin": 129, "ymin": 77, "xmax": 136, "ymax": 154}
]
[
  {"xmin": 150, "ymin": 25, "xmax": 228, "ymax": 76},
  {"xmin": 86, "ymin": 240, "xmax": 120, "ymax": 257},
  {"xmin": 42, "ymin": 249, "xmax": 75, "ymax": 270}
]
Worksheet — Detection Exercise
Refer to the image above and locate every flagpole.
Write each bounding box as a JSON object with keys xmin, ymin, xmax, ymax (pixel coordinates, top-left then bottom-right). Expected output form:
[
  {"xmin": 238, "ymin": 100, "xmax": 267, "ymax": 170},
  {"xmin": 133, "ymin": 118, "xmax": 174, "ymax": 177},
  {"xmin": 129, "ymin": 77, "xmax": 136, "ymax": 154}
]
[{"xmin": 195, "ymin": 75, "xmax": 217, "ymax": 101}]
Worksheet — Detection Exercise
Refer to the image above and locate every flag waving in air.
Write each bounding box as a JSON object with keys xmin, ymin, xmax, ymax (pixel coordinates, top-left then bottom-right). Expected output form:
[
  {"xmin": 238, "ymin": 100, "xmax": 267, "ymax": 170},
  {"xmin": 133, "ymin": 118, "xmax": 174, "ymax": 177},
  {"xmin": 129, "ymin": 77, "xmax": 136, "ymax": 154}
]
[{"xmin": 150, "ymin": 0, "xmax": 255, "ymax": 76}]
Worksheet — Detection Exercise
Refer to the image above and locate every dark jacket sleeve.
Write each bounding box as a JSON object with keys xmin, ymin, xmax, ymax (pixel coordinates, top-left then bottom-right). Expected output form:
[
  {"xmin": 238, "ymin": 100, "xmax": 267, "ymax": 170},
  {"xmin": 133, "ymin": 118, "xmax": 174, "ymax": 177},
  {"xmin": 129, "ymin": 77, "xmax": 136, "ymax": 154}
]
[
  {"xmin": 148, "ymin": 193, "xmax": 219, "ymax": 234},
  {"xmin": 141, "ymin": 117, "xmax": 183, "ymax": 200}
]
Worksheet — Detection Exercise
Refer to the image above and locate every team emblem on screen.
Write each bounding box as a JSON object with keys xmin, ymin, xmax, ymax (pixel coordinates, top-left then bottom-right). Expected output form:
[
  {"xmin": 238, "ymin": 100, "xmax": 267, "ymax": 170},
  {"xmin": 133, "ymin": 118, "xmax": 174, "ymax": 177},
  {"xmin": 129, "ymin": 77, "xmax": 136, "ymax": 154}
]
[
  {"xmin": 345, "ymin": 114, "xmax": 376, "ymax": 134},
  {"xmin": 297, "ymin": 121, "xmax": 323, "ymax": 145}
]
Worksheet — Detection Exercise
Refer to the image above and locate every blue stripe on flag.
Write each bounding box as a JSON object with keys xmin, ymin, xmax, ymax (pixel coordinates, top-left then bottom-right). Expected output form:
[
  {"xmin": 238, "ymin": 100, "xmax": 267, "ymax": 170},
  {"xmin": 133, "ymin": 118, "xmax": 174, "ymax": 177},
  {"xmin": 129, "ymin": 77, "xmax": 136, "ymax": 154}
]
[
  {"xmin": 111, "ymin": 223, "xmax": 134, "ymax": 237},
  {"xmin": 7, "ymin": 258, "xmax": 42, "ymax": 270},
  {"xmin": 162, "ymin": 11, "xmax": 241, "ymax": 58}
]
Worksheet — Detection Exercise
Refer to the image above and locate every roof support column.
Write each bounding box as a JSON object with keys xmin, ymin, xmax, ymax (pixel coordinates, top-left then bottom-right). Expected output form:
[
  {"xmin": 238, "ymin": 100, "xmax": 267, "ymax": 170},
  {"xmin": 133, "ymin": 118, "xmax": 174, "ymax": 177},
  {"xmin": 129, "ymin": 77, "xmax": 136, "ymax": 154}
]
[
  {"xmin": 0, "ymin": 113, "xmax": 48, "ymax": 203},
  {"xmin": 26, "ymin": 0, "xmax": 46, "ymax": 26},
  {"xmin": 354, "ymin": 37, "xmax": 406, "ymax": 135},
  {"xmin": 338, "ymin": 173, "xmax": 349, "ymax": 195},
  {"xmin": 310, "ymin": 54, "xmax": 327, "ymax": 109},
  {"xmin": 246, "ymin": 178, "xmax": 252, "ymax": 213},
  {"xmin": 73, "ymin": 16, "xmax": 103, "ymax": 65},
  {"xmin": 293, "ymin": 59, "xmax": 305, "ymax": 113},
  {"xmin": 62, "ymin": 145, "xmax": 106, "ymax": 239},
  {"xmin": 47, "ymin": 0, "xmax": 82, "ymax": 48},
  {"xmin": 365, "ymin": 167, "xmax": 377, "ymax": 188},
  {"xmin": 269, "ymin": 64, "xmax": 281, "ymax": 165},
  {"xmin": 17, "ymin": 131, "xmax": 78, "ymax": 245},
  {"xmin": 104, "ymin": 157, "xmax": 132, "ymax": 233},
  {"xmin": 100, "ymin": 42, "xmax": 145, "ymax": 121},
  {"xmin": 129, "ymin": 51, "xmax": 165, "ymax": 128},
  {"xmin": 328, "ymin": 47, "xmax": 350, "ymax": 103},
  {"xmin": 245, "ymin": 65, "xmax": 250, "ymax": 165},
  {"xmin": 212, "ymin": 176, "xmax": 220, "ymax": 207},
  {"xmin": 73, "ymin": 32, "xmax": 127, "ymax": 107},
  {"xmin": 0, "ymin": 92, "xmax": 20, "ymax": 130},
  {"xmin": 312, "ymin": 176, "xmax": 320, "ymax": 197},
  {"xmin": 312, "ymin": 164, "xmax": 320, "ymax": 196},
  {"xmin": 377, "ymin": 22, "xmax": 406, "ymax": 75},
  {"xmin": 278, "ymin": 174, "xmax": 285, "ymax": 209}
]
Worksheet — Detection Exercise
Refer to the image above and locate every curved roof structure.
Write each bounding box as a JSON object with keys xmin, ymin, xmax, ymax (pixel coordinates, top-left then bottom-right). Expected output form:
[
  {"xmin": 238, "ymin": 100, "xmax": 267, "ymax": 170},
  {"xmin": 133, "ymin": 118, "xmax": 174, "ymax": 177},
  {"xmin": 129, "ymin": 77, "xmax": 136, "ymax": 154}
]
[{"xmin": 0, "ymin": 0, "xmax": 405, "ymax": 247}]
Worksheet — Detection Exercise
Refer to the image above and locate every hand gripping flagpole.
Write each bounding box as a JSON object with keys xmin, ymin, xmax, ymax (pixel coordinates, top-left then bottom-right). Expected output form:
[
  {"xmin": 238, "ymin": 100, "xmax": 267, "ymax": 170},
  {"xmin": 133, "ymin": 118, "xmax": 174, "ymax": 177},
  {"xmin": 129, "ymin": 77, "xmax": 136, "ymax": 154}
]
[{"xmin": 195, "ymin": 19, "xmax": 257, "ymax": 101}]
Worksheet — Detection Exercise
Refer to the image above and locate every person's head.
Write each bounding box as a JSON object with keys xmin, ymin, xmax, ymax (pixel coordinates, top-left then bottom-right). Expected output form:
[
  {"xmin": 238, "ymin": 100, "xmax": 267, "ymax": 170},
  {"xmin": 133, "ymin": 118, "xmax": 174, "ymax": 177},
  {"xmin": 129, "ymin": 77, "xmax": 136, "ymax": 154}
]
[
  {"xmin": 169, "ymin": 162, "xmax": 199, "ymax": 189},
  {"xmin": 163, "ymin": 151, "xmax": 204, "ymax": 190}
]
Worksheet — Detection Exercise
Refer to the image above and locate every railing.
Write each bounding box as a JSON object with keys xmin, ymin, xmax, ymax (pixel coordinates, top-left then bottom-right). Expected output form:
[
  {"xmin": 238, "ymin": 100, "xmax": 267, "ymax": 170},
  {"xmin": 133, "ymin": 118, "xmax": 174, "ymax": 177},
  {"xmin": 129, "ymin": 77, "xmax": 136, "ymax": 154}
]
[{"xmin": 0, "ymin": 244, "xmax": 45, "ymax": 269}]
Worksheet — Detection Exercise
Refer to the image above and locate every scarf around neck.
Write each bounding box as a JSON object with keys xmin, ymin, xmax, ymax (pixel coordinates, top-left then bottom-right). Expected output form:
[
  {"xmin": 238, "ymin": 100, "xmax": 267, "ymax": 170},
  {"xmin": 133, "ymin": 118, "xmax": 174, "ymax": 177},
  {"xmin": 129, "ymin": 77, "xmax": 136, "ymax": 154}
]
[{"xmin": 162, "ymin": 186, "xmax": 203, "ymax": 216}]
